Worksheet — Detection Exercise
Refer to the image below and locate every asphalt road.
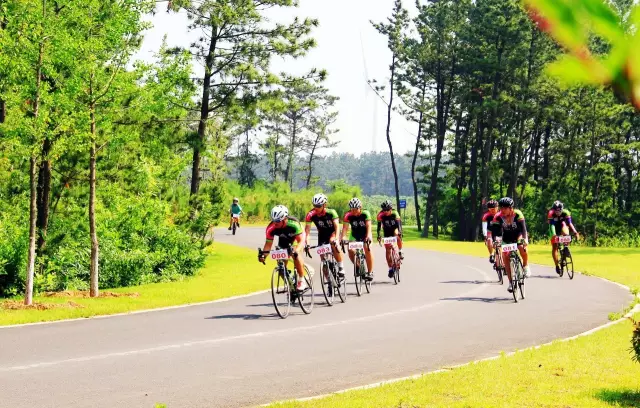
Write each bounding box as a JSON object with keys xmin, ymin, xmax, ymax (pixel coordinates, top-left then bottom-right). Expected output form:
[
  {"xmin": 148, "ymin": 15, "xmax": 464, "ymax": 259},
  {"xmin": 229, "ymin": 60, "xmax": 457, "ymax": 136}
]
[{"xmin": 0, "ymin": 227, "xmax": 631, "ymax": 408}]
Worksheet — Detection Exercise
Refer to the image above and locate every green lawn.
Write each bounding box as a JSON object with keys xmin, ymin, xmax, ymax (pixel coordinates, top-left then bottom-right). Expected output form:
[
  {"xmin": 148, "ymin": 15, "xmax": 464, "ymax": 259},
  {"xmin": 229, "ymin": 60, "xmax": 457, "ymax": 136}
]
[
  {"xmin": 0, "ymin": 243, "xmax": 267, "ymax": 326},
  {"xmin": 273, "ymin": 314, "xmax": 640, "ymax": 408}
]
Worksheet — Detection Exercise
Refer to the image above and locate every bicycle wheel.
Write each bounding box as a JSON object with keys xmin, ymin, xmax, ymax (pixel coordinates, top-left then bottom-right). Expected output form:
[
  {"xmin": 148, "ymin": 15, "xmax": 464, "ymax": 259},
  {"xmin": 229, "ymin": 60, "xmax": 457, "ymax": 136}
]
[
  {"xmin": 510, "ymin": 258, "xmax": 519, "ymax": 303},
  {"xmin": 363, "ymin": 254, "xmax": 371, "ymax": 294},
  {"xmin": 354, "ymin": 257, "xmax": 363, "ymax": 296},
  {"xmin": 320, "ymin": 260, "xmax": 334, "ymax": 306},
  {"xmin": 298, "ymin": 265, "xmax": 314, "ymax": 314},
  {"xmin": 232, "ymin": 221, "xmax": 236, "ymax": 236},
  {"xmin": 392, "ymin": 250, "xmax": 400, "ymax": 285},
  {"xmin": 563, "ymin": 247, "xmax": 574, "ymax": 280},
  {"xmin": 516, "ymin": 257, "xmax": 525, "ymax": 300},
  {"xmin": 336, "ymin": 263, "xmax": 347, "ymax": 303},
  {"xmin": 495, "ymin": 252, "xmax": 504, "ymax": 284},
  {"xmin": 271, "ymin": 267, "xmax": 291, "ymax": 319}
]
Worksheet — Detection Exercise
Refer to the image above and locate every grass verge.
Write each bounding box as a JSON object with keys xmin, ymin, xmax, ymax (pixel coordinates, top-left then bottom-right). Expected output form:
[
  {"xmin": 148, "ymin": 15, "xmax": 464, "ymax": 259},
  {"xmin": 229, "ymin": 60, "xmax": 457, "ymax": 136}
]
[
  {"xmin": 273, "ymin": 313, "xmax": 640, "ymax": 408},
  {"xmin": 0, "ymin": 243, "xmax": 266, "ymax": 326}
]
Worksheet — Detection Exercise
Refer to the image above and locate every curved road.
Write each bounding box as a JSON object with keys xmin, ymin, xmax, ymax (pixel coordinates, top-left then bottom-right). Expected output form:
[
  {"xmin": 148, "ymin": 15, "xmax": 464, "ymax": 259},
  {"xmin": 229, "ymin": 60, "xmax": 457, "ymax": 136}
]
[{"xmin": 0, "ymin": 227, "xmax": 631, "ymax": 408}]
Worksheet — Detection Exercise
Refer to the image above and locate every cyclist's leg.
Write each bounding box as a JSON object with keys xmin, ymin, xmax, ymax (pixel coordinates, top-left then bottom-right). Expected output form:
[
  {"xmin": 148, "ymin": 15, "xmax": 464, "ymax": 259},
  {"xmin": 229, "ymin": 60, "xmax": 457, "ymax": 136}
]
[
  {"xmin": 364, "ymin": 243, "xmax": 374, "ymax": 274},
  {"xmin": 503, "ymin": 251, "xmax": 513, "ymax": 285},
  {"xmin": 395, "ymin": 230, "xmax": 404, "ymax": 259},
  {"xmin": 330, "ymin": 234, "xmax": 344, "ymax": 265},
  {"xmin": 292, "ymin": 245, "xmax": 305, "ymax": 279}
]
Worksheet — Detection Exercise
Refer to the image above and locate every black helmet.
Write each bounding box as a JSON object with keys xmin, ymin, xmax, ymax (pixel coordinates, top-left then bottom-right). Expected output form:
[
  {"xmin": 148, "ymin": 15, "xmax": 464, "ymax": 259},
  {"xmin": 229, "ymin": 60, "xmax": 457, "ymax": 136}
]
[
  {"xmin": 487, "ymin": 199, "xmax": 498, "ymax": 209},
  {"xmin": 498, "ymin": 197, "xmax": 514, "ymax": 208},
  {"xmin": 381, "ymin": 200, "xmax": 393, "ymax": 211},
  {"xmin": 552, "ymin": 200, "xmax": 564, "ymax": 210}
]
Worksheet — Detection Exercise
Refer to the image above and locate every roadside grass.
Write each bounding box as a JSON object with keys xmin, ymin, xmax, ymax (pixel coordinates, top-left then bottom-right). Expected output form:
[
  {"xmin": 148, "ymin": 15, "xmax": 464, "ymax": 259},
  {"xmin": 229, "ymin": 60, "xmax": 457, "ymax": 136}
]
[
  {"xmin": 273, "ymin": 312, "xmax": 640, "ymax": 408},
  {"xmin": 0, "ymin": 243, "xmax": 267, "ymax": 326},
  {"xmin": 402, "ymin": 227, "xmax": 640, "ymax": 291}
]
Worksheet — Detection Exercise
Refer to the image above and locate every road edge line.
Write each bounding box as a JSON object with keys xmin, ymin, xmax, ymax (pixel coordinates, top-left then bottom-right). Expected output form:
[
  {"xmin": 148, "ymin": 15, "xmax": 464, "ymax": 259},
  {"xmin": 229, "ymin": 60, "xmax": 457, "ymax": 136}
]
[{"xmin": 0, "ymin": 289, "xmax": 269, "ymax": 330}]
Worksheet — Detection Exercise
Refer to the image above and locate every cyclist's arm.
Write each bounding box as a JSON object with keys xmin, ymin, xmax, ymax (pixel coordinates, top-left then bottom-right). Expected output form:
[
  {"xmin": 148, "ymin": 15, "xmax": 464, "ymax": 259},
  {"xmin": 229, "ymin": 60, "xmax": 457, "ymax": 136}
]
[
  {"xmin": 238, "ymin": 205, "xmax": 243, "ymax": 214},
  {"xmin": 482, "ymin": 221, "xmax": 488, "ymax": 238},
  {"xmin": 304, "ymin": 211, "xmax": 313, "ymax": 246},
  {"xmin": 341, "ymin": 223, "xmax": 349, "ymax": 241},
  {"xmin": 376, "ymin": 221, "xmax": 381, "ymax": 239},
  {"xmin": 488, "ymin": 217, "xmax": 500, "ymax": 241},
  {"xmin": 263, "ymin": 240, "xmax": 273, "ymax": 252},
  {"xmin": 564, "ymin": 211, "xmax": 578, "ymax": 235},
  {"xmin": 293, "ymin": 232, "xmax": 305, "ymax": 254},
  {"xmin": 518, "ymin": 218, "xmax": 529, "ymax": 244},
  {"xmin": 330, "ymin": 210, "xmax": 340, "ymax": 237},
  {"xmin": 366, "ymin": 220, "xmax": 372, "ymax": 241},
  {"xmin": 394, "ymin": 211, "xmax": 403, "ymax": 236}
]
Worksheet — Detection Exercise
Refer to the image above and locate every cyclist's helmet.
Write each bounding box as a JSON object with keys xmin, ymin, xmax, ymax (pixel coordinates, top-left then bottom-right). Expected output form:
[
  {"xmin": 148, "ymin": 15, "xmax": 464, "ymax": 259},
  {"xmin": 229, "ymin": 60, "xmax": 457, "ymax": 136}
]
[
  {"xmin": 270, "ymin": 205, "xmax": 289, "ymax": 222},
  {"xmin": 233, "ymin": 197, "xmax": 239, "ymax": 203},
  {"xmin": 349, "ymin": 197, "xmax": 362, "ymax": 209},
  {"xmin": 381, "ymin": 200, "xmax": 393, "ymax": 211},
  {"xmin": 487, "ymin": 199, "xmax": 498, "ymax": 209},
  {"xmin": 498, "ymin": 197, "xmax": 514, "ymax": 208},
  {"xmin": 552, "ymin": 200, "xmax": 564, "ymax": 211},
  {"xmin": 312, "ymin": 193, "xmax": 328, "ymax": 207}
]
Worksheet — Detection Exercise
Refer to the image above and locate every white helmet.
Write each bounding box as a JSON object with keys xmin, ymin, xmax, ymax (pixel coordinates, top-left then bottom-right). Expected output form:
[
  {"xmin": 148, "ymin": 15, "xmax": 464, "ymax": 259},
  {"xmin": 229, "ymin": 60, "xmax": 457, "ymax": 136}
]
[
  {"xmin": 270, "ymin": 205, "xmax": 289, "ymax": 222},
  {"xmin": 349, "ymin": 197, "xmax": 362, "ymax": 209},
  {"xmin": 312, "ymin": 193, "xmax": 327, "ymax": 207}
]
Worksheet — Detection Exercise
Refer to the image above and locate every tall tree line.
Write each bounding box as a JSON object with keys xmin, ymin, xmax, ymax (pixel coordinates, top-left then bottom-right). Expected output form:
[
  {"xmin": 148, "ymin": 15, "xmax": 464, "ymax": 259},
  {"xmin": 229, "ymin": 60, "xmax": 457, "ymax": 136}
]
[
  {"xmin": 0, "ymin": 0, "xmax": 324, "ymax": 300},
  {"xmin": 373, "ymin": 0, "xmax": 640, "ymax": 245}
]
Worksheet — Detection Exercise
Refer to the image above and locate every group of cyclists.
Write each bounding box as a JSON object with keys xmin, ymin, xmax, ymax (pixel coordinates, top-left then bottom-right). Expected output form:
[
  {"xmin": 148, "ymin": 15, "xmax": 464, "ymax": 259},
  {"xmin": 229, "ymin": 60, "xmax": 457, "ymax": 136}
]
[
  {"xmin": 481, "ymin": 197, "xmax": 580, "ymax": 293},
  {"xmin": 254, "ymin": 194, "xmax": 404, "ymax": 292},
  {"xmin": 231, "ymin": 193, "xmax": 581, "ymax": 295}
]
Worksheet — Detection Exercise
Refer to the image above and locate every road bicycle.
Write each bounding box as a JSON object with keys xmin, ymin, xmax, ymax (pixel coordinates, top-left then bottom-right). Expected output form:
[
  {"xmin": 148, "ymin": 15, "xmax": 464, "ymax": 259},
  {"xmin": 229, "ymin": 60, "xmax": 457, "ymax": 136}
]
[
  {"xmin": 231, "ymin": 214, "xmax": 240, "ymax": 235},
  {"xmin": 341, "ymin": 240, "xmax": 372, "ymax": 296},
  {"xmin": 555, "ymin": 235, "xmax": 574, "ymax": 279},
  {"xmin": 492, "ymin": 240, "xmax": 505, "ymax": 285},
  {"xmin": 258, "ymin": 246, "xmax": 314, "ymax": 318},
  {"xmin": 501, "ymin": 241, "xmax": 526, "ymax": 302},
  {"xmin": 306, "ymin": 242, "xmax": 346, "ymax": 306},
  {"xmin": 379, "ymin": 236, "xmax": 402, "ymax": 284}
]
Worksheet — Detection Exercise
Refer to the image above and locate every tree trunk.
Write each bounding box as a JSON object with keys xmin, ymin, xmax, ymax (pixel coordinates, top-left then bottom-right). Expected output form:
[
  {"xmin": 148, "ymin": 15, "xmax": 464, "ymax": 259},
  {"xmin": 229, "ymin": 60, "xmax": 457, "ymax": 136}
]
[
  {"xmin": 305, "ymin": 135, "xmax": 319, "ymax": 188},
  {"xmin": 411, "ymin": 110, "xmax": 423, "ymax": 231},
  {"xmin": 25, "ymin": 156, "xmax": 38, "ymax": 305},
  {"xmin": 190, "ymin": 23, "xmax": 218, "ymax": 196},
  {"xmin": 456, "ymin": 112, "xmax": 471, "ymax": 241},
  {"xmin": 385, "ymin": 54, "xmax": 401, "ymax": 211},
  {"xmin": 467, "ymin": 117, "xmax": 481, "ymax": 241},
  {"xmin": 25, "ymin": 12, "xmax": 46, "ymax": 305},
  {"xmin": 542, "ymin": 123, "xmax": 550, "ymax": 186},
  {"xmin": 0, "ymin": 99, "xmax": 5, "ymax": 124},
  {"xmin": 36, "ymin": 138, "xmax": 52, "ymax": 258},
  {"xmin": 89, "ymin": 103, "xmax": 99, "ymax": 298}
]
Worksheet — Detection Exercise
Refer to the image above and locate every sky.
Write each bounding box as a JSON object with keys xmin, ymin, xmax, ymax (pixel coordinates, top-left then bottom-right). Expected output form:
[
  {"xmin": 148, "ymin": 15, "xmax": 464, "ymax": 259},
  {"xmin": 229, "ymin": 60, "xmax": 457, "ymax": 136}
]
[{"xmin": 134, "ymin": 0, "xmax": 419, "ymax": 156}]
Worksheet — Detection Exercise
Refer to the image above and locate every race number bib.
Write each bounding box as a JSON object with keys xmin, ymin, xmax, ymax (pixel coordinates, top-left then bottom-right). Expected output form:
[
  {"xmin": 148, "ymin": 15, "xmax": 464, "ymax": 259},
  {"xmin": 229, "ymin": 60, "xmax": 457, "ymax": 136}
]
[
  {"xmin": 316, "ymin": 245, "xmax": 332, "ymax": 255},
  {"xmin": 383, "ymin": 237, "xmax": 397, "ymax": 245},
  {"xmin": 349, "ymin": 241, "xmax": 364, "ymax": 250},
  {"xmin": 558, "ymin": 236, "xmax": 571, "ymax": 244},
  {"xmin": 270, "ymin": 249, "xmax": 288, "ymax": 260},
  {"xmin": 501, "ymin": 243, "xmax": 518, "ymax": 253}
]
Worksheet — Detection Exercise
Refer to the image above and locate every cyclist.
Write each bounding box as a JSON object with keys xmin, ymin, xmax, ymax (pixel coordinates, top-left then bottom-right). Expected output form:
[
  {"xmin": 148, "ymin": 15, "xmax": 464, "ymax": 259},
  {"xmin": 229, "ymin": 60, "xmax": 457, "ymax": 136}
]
[
  {"xmin": 258, "ymin": 205, "xmax": 309, "ymax": 291},
  {"xmin": 481, "ymin": 199, "xmax": 499, "ymax": 263},
  {"xmin": 377, "ymin": 199, "xmax": 404, "ymax": 279},
  {"xmin": 548, "ymin": 200, "xmax": 580, "ymax": 275},
  {"xmin": 304, "ymin": 193, "xmax": 345, "ymax": 278},
  {"xmin": 341, "ymin": 197, "xmax": 374, "ymax": 281},
  {"xmin": 487, "ymin": 197, "xmax": 531, "ymax": 293},
  {"xmin": 228, "ymin": 197, "xmax": 243, "ymax": 230}
]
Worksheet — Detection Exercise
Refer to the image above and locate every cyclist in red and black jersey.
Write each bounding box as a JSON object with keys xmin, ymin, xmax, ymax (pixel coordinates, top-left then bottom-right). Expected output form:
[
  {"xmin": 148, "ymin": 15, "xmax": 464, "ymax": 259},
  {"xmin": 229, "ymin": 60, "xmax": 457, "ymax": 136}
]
[
  {"xmin": 487, "ymin": 197, "xmax": 531, "ymax": 293},
  {"xmin": 548, "ymin": 200, "xmax": 580, "ymax": 275},
  {"xmin": 304, "ymin": 193, "xmax": 345, "ymax": 277},
  {"xmin": 481, "ymin": 199, "xmax": 499, "ymax": 263},
  {"xmin": 341, "ymin": 197, "xmax": 374, "ymax": 280},
  {"xmin": 377, "ymin": 200, "xmax": 403, "ymax": 278},
  {"xmin": 259, "ymin": 205, "xmax": 309, "ymax": 291}
]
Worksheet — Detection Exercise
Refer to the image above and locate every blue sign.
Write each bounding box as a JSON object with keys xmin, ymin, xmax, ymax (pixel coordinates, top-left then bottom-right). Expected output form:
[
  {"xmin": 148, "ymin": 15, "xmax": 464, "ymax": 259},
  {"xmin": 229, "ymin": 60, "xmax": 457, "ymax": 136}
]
[{"xmin": 399, "ymin": 199, "xmax": 407, "ymax": 209}]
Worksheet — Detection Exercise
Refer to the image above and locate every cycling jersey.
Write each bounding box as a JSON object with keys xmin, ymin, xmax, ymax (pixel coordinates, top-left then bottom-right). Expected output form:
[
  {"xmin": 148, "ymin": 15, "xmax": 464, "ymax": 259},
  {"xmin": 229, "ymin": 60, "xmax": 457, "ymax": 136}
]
[
  {"xmin": 490, "ymin": 210, "xmax": 528, "ymax": 244},
  {"xmin": 377, "ymin": 210, "xmax": 401, "ymax": 237},
  {"xmin": 230, "ymin": 203, "xmax": 242, "ymax": 215},
  {"xmin": 481, "ymin": 211, "xmax": 495, "ymax": 238},
  {"xmin": 305, "ymin": 208, "xmax": 339, "ymax": 245},
  {"xmin": 266, "ymin": 217, "xmax": 303, "ymax": 248},
  {"xmin": 547, "ymin": 209, "xmax": 573, "ymax": 237},
  {"xmin": 343, "ymin": 210, "xmax": 372, "ymax": 240}
]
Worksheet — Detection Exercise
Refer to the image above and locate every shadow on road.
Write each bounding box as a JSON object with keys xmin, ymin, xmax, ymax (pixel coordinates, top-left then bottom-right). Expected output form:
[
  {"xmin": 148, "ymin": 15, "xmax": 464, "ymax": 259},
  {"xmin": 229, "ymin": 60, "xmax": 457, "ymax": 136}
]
[
  {"xmin": 205, "ymin": 313, "xmax": 279, "ymax": 321},
  {"xmin": 440, "ymin": 280, "xmax": 495, "ymax": 285},
  {"xmin": 528, "ymin": 275, "xmax": 560, "ymax": 280},
  {"xmin": 441, "ymin": 296, "xmax": 512, "ymax": 303},
  {"xmin": 595, "ymin": 389, "xmax": 640, "ymax": 407}
]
